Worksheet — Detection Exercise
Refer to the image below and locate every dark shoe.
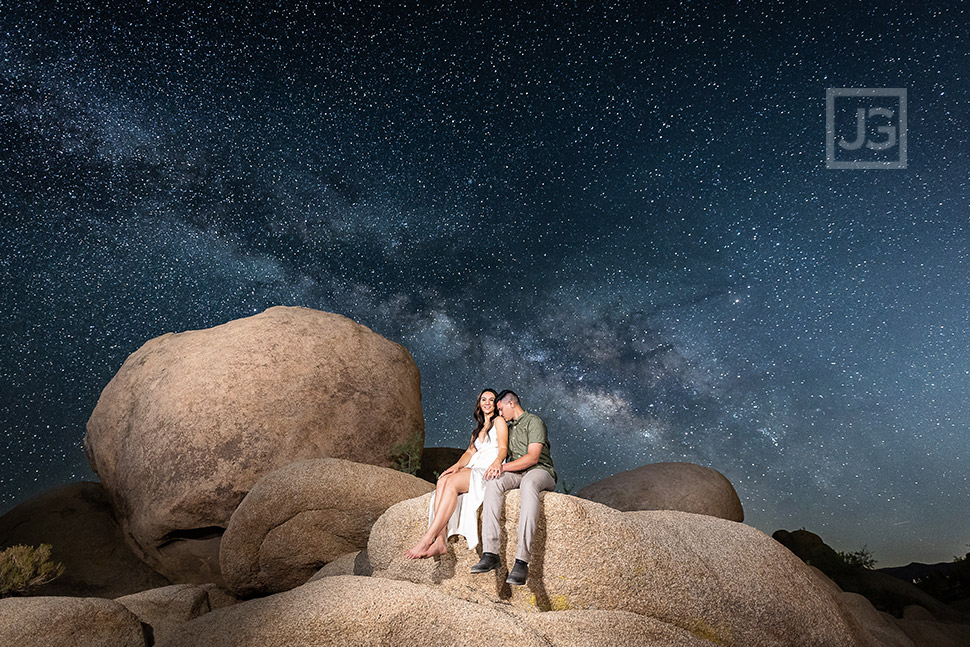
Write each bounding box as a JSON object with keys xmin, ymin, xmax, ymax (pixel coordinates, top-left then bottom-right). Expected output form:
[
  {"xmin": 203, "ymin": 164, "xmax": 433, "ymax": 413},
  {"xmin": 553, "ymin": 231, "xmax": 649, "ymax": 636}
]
[
  {"xmin": 506, "ymin": 559, "xmax": 528, "ymax": 585},
  {"xmin": 470, "ymin": 552, "xmax": 501, "ymax": 574}
]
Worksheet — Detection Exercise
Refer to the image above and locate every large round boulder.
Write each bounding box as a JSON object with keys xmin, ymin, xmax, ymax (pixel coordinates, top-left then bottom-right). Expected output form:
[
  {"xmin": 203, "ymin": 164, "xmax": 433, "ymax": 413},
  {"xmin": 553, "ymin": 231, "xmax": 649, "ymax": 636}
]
[
  {"xmin": 0, "ymin": 482, "xmax": 170, "ymax": 597},
  {"xmin": 577, "ymin": 462, "xmax": 744, "ymax": 521},
  {"xmin": 0, "ymin": 596, "xmax": 148, "ymax": 647},
  {"xmin": 154, "ymin": 576, "xmax": 549, "ymax": 647},
  {"xmin": 368, "ymin": 492, "xmax": 879, "ymax": 647},
  {"xmin": 84, "ymin": 306, "xmax": 423, "ymax": 584},
  {"xmin": 220, "ymin": 458, "xmax": 433, "ymax": 597}
]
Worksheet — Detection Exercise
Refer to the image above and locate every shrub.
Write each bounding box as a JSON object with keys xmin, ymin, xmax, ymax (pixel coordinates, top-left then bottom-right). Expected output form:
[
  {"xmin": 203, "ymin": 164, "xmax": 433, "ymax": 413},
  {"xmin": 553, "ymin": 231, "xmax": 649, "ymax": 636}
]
[
  {"xmin": 0, "ymin": 544, "xmax": 65, "ymax": 597},
  {"xmin": 837, "ymin": 545, "xmax": 877, "ymax": 570},
  {"xmin": 954, "ymin": 544, "xmax": 970, "ymax": 564},
  {"xmin": 389, "ymin": 430, "xmax": 422, "ymax": 476}
]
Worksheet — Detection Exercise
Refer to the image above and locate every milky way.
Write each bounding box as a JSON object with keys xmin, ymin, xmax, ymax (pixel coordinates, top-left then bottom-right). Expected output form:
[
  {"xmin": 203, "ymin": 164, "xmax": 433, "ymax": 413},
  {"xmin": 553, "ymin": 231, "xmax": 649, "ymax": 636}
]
[{"xmin": 2, "ymin": 1, "xmax": 969, "ymax": 566}]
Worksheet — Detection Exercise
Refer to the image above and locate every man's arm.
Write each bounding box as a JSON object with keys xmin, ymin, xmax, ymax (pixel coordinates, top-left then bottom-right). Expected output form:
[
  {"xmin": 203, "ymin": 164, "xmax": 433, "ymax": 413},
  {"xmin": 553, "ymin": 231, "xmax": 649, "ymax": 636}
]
[{"xmin": 500, "ymin": 443, "xmax": 543, "ymax": 473}]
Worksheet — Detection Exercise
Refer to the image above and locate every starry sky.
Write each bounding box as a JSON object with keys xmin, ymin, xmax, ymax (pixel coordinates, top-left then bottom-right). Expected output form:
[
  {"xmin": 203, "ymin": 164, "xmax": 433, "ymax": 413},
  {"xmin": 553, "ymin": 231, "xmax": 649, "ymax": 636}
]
[{"xmin": 2, "ymin": 0, "xmax": 968, "ymax": 568}]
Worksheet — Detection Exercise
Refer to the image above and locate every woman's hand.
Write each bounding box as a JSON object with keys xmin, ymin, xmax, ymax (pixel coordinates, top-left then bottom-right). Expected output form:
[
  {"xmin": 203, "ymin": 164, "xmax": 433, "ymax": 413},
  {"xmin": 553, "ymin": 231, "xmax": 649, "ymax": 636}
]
[{"xmin": 440, "ymin": 464, "xmax": 459, "ymax": 478}]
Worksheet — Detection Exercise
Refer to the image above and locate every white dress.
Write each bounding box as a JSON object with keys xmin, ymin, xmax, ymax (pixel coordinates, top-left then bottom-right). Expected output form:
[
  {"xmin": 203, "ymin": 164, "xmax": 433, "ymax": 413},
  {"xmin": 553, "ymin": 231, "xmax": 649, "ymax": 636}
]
[{"xmin": 429, "ymin": 425, "xmax": 500, "ymax": 550}]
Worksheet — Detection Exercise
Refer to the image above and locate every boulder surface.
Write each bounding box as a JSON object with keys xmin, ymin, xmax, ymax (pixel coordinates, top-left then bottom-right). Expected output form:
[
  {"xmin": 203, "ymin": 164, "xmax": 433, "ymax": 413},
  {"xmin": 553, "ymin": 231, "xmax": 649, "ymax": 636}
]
[
  {"xmin": 115, "ymin": 584, "xmax": 211, "ymax": 646},
  {"xmin": 154, "ymin": 576, "xmax": 549, "ymax": 647},
  {"xmin": 578, "ymin": 461, "xmax": 744, "ymax": 521},
  {"xmin": 0, "ymin": 596, "xmax": 147, "ymax": 647},
  {"xmin": 220, "ymin": 458, "xmax": 432, "ymax": 596},
  {"xmin": 84, "ymin": 305, "xmax": 423, "ymax": 583},
  {"xmin": 155, "ymin": 575, "xmax": 721, "ymax": 647},
  {"xmin": 837, "ymin": 592, "xmax": 916, "ymax": 647},
  {"xmin": 369, "ymin": 492, "xmax": 877, "ymax": 647},
  {"xmin": 518, "ymin": 609, "xmax": 716, "ymax": 647},
  {"xmin": 307, "ymin": 551, "xmax": 361, "ymax": 581}
]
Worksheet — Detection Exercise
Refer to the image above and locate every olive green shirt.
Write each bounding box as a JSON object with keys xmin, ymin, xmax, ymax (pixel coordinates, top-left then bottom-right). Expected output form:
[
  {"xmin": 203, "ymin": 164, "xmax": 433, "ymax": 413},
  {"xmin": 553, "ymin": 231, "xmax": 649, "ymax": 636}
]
[{"xmin": 506, "ymin": 410, "xmax": 556, "ymax": 482}]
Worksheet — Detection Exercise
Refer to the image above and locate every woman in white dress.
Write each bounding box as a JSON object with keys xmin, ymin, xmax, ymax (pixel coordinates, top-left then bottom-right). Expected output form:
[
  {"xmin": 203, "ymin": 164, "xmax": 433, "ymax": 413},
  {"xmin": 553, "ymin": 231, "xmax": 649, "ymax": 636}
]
[{"xmin": 404, "ymin": 388, "xmax": 508, "ymax": 558}]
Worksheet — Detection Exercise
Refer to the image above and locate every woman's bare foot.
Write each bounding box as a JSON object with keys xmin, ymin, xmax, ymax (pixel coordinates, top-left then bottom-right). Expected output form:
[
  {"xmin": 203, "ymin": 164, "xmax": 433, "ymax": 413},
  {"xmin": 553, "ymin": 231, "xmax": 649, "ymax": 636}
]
[
  {"xmin": 424, "ymin": 535, "xmax": 448, "ymax": 557},
  {"xmin": 404, "ymin": 538, "xmax": 433, "ymax": 559}
]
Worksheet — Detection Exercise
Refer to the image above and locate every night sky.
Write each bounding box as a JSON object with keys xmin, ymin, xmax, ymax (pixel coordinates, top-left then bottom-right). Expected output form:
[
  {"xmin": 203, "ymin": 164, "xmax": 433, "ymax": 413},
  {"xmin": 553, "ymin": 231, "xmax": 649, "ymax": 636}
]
[{"xmin": 2, "ymin": 1, "xmax": 969, "ymax": 568}]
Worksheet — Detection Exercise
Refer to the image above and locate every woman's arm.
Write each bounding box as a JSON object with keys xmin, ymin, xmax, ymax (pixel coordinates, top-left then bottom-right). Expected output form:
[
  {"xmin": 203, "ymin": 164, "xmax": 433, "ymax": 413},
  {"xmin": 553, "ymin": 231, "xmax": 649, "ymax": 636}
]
[
  {"xmin": 484, "ymin": 417, "xmax": 509, "ymax": 480},
  {"xmin": 440, "ymin": 441, "xmax": 477, "ymax": 477}
]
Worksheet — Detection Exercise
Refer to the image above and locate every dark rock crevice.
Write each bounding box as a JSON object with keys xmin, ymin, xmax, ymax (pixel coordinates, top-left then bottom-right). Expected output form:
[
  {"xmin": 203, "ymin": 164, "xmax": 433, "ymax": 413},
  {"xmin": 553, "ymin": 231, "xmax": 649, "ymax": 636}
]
[{"xmin": 157, "ymin": 526, "xmax": 225, "ymax": 550}]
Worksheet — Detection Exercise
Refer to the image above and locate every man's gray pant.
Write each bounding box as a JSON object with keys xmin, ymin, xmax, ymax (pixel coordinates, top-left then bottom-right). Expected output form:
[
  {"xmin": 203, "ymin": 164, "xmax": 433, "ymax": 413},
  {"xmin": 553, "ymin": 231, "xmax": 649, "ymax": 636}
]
[{"xmin": 481, "ymin": 469, "xmax": 556, "ymax": 563}]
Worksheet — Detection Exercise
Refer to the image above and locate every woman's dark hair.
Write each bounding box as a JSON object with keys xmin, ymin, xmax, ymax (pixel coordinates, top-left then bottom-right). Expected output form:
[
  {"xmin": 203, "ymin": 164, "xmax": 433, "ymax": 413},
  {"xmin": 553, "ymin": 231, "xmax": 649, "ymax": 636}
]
[{"xmin": 470, "ymin": 388, "xmax": 498, "ymax": 447}]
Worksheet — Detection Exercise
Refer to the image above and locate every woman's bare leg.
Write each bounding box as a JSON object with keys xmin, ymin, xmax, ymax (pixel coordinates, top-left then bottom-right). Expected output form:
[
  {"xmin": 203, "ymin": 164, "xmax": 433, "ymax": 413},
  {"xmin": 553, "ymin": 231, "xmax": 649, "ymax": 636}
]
[
  {"xmin": 430, "ymin": 472, "xmax": 452, "ymax": 524},
  {"xmin": 404, "ymin": 469, "xmax": 472, "ymax": 558},
  {"xmin": 405, "ymin": 472, "xmax": 456, "ymax": 559},
  {"xmin": 423, "ymin": 469, "xmax": 472, "ymax": 557},
  {"xmin": 404, "ymin": 472, "xmax": 457, "ymax": 559}
]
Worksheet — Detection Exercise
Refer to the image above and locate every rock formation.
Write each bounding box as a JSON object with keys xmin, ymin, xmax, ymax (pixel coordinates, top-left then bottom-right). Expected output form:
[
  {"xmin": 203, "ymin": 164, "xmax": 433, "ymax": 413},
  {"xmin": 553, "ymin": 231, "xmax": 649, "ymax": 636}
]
[
  {"xmin": 154, "ymin": 575, "xmax": 719, "ymax": 647},
  {"xmin": 577, "ymin": 461, "xmax": 744, "ymax": 522},
  {"xmin": 773, "ymin": 528, "xmax": 968, "ymax": 623},
  {"xmin": 219, "ymin": 458, "xmax": 432, "ymax": 596},
  {"xmin": 11, "ymin": 304, "xmax": 967, "ymax": 647},
  {"xmin": 369, "ymin": 491, "xmax": 876, "ymax": 647},
  {"xmin": 83, "ymin": 306, "xmax": 423, "ymax": 584},
  {"xmin": 0, "ymin": 482, "xmax": 170, "ymax": 597},
  {"xmin": 5, "ymin": 477, "xmax": 967, "ymax": 646}
]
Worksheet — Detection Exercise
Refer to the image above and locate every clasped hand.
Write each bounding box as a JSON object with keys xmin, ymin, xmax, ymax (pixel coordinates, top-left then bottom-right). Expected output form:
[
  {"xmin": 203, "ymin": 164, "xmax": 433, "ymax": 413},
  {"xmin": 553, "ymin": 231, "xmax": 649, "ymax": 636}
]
[{"xmin": 484, "ymin": 461, "xmax": 502, "ymax": 480}]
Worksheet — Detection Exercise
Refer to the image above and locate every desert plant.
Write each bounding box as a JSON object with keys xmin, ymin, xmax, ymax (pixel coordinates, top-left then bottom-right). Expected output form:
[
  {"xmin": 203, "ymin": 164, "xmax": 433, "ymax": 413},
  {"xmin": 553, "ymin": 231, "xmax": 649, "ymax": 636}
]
[
  {"xmin": 952, "ymin": 544, "xmax": 970, "ymax": 582},
  {"xmin": 954, "ymin": 544, "xmax": 970, "ymax": 563},
  {"xmin": 0, "ymin": 544, "xmax": 65, "ymax": 597},
  {"xmin": 559, "ymin": 480, "xmax": 575, "ymax": 495},
  {"xmin": 389, "ymin": 430, "xmax": 422, "ymax": 475},
  {"xmin": 838, "ymin": 545, "xmax": 877, "ymax": 570}
]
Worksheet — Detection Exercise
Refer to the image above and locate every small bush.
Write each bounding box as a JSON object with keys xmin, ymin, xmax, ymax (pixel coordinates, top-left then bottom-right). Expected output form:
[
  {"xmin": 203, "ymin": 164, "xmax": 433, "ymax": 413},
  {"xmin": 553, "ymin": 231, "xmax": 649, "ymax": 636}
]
[
  {"xmin": 949, "ymin": 544, "xmax": 970, "ymax": 592},
  {"xmin": 838, "ymin": 545, "xmax": 877, "ymax": 570},
  {"xmin": 954, "ymin": 544, "xmax": 970, "ymax": 564},
  {"xmin": 0, "ymin": 544, "xmax": 65, "ymax": 597},
  {"xmin": 389, "ymin": 431, "xmax": 422, "ymax": 476}
]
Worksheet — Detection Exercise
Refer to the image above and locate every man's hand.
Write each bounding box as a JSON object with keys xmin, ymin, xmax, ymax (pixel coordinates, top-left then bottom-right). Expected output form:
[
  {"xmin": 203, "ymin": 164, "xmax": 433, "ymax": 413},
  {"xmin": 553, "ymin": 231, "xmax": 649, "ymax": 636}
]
[{"xmin": 498, "ymin": 444, "xmax": 542, "ymax": 474}]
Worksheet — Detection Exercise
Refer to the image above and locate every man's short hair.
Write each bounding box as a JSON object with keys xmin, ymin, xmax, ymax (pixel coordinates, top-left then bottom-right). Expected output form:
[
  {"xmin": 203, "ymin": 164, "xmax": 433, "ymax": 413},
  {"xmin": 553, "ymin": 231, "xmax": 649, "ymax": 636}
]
[{"xmin": 496, "ymin": 390, "xmax": 519, "ymax": 405}]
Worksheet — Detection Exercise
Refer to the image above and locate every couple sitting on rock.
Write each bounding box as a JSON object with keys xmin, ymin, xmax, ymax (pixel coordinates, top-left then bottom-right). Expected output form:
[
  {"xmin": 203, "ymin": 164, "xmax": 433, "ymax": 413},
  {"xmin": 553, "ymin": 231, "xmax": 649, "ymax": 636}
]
[{"xmin": 404, "ymin": 388, "xmax": 556, "ymax": 586}]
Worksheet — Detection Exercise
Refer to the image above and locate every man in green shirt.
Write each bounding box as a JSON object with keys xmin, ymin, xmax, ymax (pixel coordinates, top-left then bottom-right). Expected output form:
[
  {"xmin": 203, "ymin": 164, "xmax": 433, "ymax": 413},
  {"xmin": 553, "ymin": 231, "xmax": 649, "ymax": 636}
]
[{"xmin": 470, "ymin": 390, "xmax": 556, "ymax": 586}]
